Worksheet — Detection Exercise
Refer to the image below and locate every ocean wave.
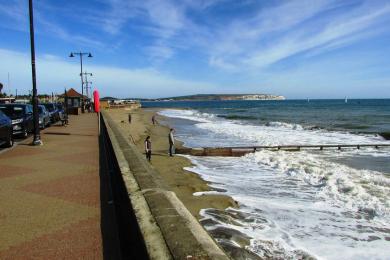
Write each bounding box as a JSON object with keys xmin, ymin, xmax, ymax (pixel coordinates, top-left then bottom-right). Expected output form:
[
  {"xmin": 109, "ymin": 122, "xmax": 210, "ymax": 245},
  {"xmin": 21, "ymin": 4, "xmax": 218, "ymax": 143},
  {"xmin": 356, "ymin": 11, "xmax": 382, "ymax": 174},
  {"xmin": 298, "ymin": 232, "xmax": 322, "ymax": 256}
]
[
  {"xmin": 194, "ymin": 120, "xmax": 385, "ymax": 147},
  {"xmin": 266, "ymin": 121, "xmax": 304, "ymax": 130},
  {"xmin": 245, "ymin": 150, "xmax": 390, "ymax": 219},
  {"xmin": 159, "ymin": 109, "xmax": 388, "ymax": 147},
  {"xmin": 199, "ymin": 207, "xmax": 315, "ymax": 260},
  {"xmin": 380, "ymin": 132, "xmax": 390, "ymax": 140},
  {"xmin": 162, "ymin": 108, "xmax": 390, "ymax": 259},
  {"xmin": 158, "ymin": 109, "xmax": 215, "ymax": 123},
  {"xmin": 217, "ymin": 114, "xmax": 258, "ymax": 120},
  {"xmin": 333, "ymin": 123, "xmax": 370, "ymax": 130},
  {"xmin": 186, "ymin": 153, "xmax": 390, "ymax": 259}
]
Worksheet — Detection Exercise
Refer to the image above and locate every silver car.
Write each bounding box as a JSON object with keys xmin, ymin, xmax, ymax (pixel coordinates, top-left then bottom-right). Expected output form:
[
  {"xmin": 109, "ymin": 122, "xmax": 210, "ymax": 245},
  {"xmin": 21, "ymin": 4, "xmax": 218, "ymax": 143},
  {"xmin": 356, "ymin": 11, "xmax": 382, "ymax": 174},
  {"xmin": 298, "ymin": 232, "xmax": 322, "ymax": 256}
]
[{"xmin": 38, "ymin": 105, "xmax": 51, "ymax": 129}]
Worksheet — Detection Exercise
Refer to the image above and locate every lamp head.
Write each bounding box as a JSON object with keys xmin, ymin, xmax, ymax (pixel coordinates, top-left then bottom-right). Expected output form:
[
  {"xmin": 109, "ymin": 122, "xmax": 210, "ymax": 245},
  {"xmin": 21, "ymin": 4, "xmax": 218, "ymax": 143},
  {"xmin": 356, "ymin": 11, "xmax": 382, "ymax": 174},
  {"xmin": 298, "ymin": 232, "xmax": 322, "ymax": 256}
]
[
  {"xmin": 88, "ymin": 53, "xmax": 93, "ymax": 58},
  {"xmin": 69, "ymin": 53, "xmax": 74, "ymax": 58}
]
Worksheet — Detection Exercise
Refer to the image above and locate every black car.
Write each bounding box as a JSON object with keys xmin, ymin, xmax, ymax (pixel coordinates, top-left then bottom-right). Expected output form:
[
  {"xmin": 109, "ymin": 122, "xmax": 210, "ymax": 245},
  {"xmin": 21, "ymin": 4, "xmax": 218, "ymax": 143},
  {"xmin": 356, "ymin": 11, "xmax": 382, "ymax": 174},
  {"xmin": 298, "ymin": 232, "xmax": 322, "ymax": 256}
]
[
  {"xmin": 0, "ymin": 110, "xmax": 13, "ymax": 147},
  {"xmin": 43, "ymin": 103, "xmax": 59, "ymax": 123},
  {"xmin": 0, "ymin": 104, "xmax": 34, "ymax": 138}
]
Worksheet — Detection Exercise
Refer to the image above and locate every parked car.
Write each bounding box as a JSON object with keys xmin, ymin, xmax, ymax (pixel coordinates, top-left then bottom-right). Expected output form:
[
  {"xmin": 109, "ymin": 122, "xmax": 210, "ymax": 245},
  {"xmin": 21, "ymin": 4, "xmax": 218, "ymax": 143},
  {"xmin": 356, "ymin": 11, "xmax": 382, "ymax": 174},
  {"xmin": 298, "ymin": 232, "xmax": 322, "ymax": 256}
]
[
  {"xmin": 0, "ymin": 104, "xmax": 34, "ymax": 138},
  {"xmin": 0, "ymin": 110, "xmax": 13, "ymax": 147},
  {"xmin": 56, "ymin": 103, "xmax": 65, "ymax": 120},
  {"xmin": 56, "ymin": 103, "xmax": 68, "ymax": 125},
  {"xmin": 42, "ymin": 103, "xmax": 59, "ymax": 123},
  {"xmin": 38, "ymin": 105, "xmax": 51, "ymax": 129}
]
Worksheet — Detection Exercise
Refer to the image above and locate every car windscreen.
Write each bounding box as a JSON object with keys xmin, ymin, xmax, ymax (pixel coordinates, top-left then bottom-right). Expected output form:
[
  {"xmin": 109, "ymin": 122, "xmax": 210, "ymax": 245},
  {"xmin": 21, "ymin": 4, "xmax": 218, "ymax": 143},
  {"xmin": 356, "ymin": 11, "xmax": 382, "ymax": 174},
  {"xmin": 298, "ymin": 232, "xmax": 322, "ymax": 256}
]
[
  {"xmin": 38, "ymin": 106, "xmax": 44, "ymax": 114},
  {"xmin": 0, "ymin": 106, "xmax": 25, "ymax": 117},
  {"xmin": 43, "ymin": 104, "xmax": 55, "ymax": 112}
]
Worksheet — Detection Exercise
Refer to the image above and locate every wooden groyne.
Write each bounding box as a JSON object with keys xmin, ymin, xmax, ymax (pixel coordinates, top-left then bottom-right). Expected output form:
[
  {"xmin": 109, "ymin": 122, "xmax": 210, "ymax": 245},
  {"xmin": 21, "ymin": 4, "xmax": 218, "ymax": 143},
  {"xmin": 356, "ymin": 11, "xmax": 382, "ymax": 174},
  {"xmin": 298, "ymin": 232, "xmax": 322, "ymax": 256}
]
[{"xmin": 176, "ymin": 144, "xmax": 390, "ymax": 157}]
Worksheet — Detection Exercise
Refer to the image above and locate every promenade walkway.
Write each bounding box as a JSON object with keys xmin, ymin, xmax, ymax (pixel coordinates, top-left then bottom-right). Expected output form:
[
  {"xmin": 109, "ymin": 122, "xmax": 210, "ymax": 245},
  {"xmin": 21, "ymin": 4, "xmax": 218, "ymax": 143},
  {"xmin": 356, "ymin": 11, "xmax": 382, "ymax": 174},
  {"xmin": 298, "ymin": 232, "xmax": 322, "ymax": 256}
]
[{"xmin": 0, "ymin": 113, "xmax": 101, "ymax": 259}]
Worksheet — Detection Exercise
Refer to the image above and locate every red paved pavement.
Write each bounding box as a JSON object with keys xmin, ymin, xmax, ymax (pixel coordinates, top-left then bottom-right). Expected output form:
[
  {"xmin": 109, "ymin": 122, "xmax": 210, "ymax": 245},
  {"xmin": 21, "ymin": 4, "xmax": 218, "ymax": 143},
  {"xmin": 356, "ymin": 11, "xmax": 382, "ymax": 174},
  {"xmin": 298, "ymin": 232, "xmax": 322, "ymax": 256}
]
[{"xmin": 0, "ymin": 113, "xmax": 102, "ymax": 259}]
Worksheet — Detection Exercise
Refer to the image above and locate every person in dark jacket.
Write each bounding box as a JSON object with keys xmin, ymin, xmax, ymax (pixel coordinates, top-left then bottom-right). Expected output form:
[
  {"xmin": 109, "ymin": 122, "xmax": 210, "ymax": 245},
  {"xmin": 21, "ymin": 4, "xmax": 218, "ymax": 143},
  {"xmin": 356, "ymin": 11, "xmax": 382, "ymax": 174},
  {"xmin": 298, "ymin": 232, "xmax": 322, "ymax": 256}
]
[
  {"xmin": 145, "ymin": 136, "xmax": 151, "ymax": 162},
  {"xmin": 128, "ymin": 113, "xmax": 132, "ymax": 124},
  {"xmin": 168, "ymin": 128, "xmax": 175, "ymax": 156}
]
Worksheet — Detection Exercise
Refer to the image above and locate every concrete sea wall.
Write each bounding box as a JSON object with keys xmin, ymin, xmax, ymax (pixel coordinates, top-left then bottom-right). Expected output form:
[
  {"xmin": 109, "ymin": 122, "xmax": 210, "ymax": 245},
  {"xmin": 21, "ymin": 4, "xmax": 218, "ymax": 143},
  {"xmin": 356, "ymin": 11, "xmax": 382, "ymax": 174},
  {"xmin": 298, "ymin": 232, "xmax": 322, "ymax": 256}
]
[{"xmin": 101, "ymin": 111, "xmax": 230, "ymax": 260}]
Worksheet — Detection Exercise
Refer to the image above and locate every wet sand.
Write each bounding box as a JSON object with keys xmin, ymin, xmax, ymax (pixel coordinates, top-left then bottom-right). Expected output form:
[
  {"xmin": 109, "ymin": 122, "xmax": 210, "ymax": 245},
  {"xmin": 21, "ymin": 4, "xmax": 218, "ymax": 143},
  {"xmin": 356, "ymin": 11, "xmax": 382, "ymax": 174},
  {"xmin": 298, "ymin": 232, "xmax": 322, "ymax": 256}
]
[{"xmin": 106, "ymin": 108, "xmax": 237, "ymax": 219}]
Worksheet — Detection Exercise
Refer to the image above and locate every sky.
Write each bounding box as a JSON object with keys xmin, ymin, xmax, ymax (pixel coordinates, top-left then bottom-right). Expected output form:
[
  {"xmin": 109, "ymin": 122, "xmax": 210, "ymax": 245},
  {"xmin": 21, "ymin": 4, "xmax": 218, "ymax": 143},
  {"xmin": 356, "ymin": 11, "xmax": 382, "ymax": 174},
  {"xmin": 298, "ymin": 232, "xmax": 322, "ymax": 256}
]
[{"xmin": 0, "ymin": 0, "xmax": 390, "ymax": 99}]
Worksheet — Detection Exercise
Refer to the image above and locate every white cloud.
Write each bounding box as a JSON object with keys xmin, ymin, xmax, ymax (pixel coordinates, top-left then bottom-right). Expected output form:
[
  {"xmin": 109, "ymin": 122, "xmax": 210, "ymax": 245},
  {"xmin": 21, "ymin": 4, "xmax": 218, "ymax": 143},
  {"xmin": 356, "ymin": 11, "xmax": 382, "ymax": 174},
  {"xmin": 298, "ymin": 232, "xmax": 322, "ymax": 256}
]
[
  {"xmin": 146, "ymin": 44, "xmax": 174, "ymax": 62},
  {"xmin": 211, "ymin": 1, "xmax": 390, "ymax": 69},
  {"xmin": 208, "ymin": 56, "xmax": 238, "ymax": 71},
  {"xmin": 0, "ymin": 0, "xmax": 104, "ymax": 48},
  {"xmin": 36, "ymin": 14, "xmax": 105, "ymax": 48},
  {"xmin": 1, "ymin": 0, "xmax": 390, "ymax": 98},
  {"xmin": 0, "ymin": 0, "xmax": 28, "ymax": 31},
  {"xmin": 2, "ymin": 0, "xmax": 389, "ymax": 71},
  {"xmin": 96, "ymin": 0, "xmax": 390, "ymax": 71},
  {"xmin": 100, "ymin": 0, "xmax": 138, "ymax": 35},
  {"xmin": 95, "ymin": 0, "xmax": 185, "ymax": 63},
  {"xmin": 102, "ymin": 0, "xmax": 187, "ymax": 36},
  {"xmin": 0, "ymin": 48, "xmax": 217, "ymax": 98}
]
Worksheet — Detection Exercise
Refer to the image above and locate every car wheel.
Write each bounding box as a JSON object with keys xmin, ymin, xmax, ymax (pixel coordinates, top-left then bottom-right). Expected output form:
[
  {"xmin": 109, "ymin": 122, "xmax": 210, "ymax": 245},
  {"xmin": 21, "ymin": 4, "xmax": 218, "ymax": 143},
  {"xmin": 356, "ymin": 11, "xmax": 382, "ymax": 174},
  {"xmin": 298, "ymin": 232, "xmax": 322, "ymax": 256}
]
[{"xmin": 5, "ymin": 132, "xmax": 14, "ymax": 147}]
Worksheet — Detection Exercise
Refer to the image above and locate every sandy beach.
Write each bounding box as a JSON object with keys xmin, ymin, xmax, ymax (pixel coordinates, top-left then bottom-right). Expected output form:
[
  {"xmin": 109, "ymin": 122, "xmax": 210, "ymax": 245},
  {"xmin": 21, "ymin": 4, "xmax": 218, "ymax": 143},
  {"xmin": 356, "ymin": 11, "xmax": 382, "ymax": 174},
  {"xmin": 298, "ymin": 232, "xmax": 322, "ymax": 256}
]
[{"xmin": 106, "ymin": 108, "xmax": 237, "ymax": 219}]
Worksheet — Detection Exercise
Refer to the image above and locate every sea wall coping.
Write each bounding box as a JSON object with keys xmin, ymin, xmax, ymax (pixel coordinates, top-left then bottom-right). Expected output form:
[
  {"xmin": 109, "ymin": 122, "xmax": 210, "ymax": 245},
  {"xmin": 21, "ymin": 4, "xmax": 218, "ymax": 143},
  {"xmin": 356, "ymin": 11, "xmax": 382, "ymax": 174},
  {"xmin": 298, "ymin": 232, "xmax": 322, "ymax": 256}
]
[
  {"xmin": 102, "ymin": 111, "xmax": 230, "ymax": 260},
  {"xmin": 104, "ymin": 116, "xmax": 172, "ymax": 260}
]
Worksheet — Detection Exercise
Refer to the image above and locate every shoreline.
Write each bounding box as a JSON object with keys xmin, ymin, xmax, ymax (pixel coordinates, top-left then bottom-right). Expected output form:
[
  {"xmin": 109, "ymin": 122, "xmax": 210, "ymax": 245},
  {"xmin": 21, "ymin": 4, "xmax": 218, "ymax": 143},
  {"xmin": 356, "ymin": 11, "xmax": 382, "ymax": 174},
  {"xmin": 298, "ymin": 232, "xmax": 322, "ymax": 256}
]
[
  {"xmin": 105, "ymin": 103, "xmax": 390, "ymax": 259},
  {"xmin": 106, "ymin": 108, "xmax": 237, "ymax": 219}
]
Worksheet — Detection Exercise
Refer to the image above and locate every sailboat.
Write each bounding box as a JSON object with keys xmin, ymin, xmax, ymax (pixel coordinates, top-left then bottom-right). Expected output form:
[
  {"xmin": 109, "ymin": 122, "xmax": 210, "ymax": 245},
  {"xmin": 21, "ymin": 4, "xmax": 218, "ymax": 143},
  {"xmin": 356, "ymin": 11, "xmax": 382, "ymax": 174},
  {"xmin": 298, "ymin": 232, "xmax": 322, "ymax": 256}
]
[{"xmin": 345, "ymin": 96, "xmax": 348, "ymax": 103}]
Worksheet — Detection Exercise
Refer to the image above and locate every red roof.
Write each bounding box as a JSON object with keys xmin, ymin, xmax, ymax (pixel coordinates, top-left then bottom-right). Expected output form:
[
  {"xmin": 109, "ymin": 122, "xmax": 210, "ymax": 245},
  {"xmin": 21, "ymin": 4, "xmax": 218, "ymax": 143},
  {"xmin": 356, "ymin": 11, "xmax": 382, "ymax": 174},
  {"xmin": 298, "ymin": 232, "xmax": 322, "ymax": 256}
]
[{"xmin": 60, "ymin": 88, "xmax": 88, "ymax": 98}]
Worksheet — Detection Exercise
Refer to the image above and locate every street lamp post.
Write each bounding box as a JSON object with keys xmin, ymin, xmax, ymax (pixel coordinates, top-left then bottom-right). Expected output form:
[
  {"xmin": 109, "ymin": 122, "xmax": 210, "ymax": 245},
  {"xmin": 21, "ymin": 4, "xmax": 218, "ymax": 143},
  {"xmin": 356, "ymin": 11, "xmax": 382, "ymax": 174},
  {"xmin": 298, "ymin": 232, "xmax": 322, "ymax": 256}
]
[
  {"xmin": 82, "ymin": 71, "xmax": 93, "ymax": 99},
  {"xmin": 28, "ymin": 0, "xmax": 42, "ymax": 145},
  {"xmin": 85, "ymin": 81, "xmax": 92, "ymax": 100},
  {"xmin": 64, "ymin": 88, "xmax": 68, "ymax": 112},
  {"xmin": 69, "ymin": 52, "xmax": 92, "ymax": 113},
  {"xmin": 64, "ymin": 88, "xmax": 69, "ymax": 124}
]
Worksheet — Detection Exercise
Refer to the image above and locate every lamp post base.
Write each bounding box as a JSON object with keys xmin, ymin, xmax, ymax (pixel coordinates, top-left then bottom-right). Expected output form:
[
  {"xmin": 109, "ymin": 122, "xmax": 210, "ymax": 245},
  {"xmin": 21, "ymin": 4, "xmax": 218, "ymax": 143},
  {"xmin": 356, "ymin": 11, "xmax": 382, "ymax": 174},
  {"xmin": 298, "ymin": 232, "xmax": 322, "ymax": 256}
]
[{"xmin": 32, "ymin": 139, "xmax": 43, "ymax": 146}]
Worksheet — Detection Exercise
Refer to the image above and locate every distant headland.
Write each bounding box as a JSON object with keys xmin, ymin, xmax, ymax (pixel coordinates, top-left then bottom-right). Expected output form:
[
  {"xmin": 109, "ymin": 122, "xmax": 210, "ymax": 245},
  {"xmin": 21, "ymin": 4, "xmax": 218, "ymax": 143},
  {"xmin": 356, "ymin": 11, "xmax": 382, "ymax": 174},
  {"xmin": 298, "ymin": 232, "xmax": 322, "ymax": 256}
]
[
  {"xmin": 110, "ymin": 94, "xmax": 285, "ymax": 101},
  {"xmin": 159, "ymin": 94, "xmax": 285, "ymax": 101}
]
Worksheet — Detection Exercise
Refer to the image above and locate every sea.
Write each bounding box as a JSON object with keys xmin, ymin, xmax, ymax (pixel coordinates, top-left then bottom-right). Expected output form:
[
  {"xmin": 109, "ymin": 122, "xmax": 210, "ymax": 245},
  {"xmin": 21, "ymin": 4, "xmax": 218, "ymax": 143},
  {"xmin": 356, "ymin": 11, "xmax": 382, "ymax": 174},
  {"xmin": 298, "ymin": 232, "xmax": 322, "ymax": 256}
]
[{"xmin": 143, "ymin": 99, "xmax": 390, "ymax": 260}]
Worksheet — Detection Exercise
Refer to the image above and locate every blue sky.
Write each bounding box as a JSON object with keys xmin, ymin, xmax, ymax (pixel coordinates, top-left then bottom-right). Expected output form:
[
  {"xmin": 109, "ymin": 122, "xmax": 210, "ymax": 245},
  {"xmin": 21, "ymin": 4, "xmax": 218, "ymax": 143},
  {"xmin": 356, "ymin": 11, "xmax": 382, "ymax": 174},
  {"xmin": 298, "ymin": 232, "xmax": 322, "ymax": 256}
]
[{"xmin": 0, "ymin": 0, "xmax": 390, "ymax": 99}]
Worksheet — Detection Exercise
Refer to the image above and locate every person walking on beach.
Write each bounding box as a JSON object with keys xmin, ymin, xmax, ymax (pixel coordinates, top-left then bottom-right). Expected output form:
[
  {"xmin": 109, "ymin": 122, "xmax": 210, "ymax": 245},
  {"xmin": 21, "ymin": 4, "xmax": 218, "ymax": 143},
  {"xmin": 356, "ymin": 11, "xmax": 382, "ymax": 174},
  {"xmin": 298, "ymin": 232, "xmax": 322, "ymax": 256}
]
[
  {"xmin": 168, "ymin": 128, "xmax": 175, "ymax": 156},
  {"xmin": 152, "ymin": 115, "xmax": 156, "ymax": 125},
  {"xmin": 145, "ymin": 136, "xmax": 152, "ymax": 162},
  {"xmin": 128, "ymin": 113, "xmax": 132, "ymax": 124}
]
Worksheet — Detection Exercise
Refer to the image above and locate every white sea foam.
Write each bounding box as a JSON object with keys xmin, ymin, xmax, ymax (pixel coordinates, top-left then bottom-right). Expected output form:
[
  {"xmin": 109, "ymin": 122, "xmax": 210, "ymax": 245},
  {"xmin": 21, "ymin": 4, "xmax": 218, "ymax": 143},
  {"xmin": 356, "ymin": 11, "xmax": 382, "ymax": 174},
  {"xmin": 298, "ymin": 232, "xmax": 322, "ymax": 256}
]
[
  {"xmin": 246, "ymin": 150, "xmax": 390, "ymax": 217},
  {"xmin": 159, "ymin": 109, "xmax": 388, "ymax": 147},
  {"xmin": 186, "ymin": 153, "xmax": 390, "ymax": 259},
  {"xmin": 159, "ymin": 109, "xmax": 215, "ymax": 123},
  {"xmin": 160, "ymin": 109, "xmax": 390, "ymax": 259},
  {"xmin": 266, "ymin": 121, "xmax": 304, "ymax": 130}
]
